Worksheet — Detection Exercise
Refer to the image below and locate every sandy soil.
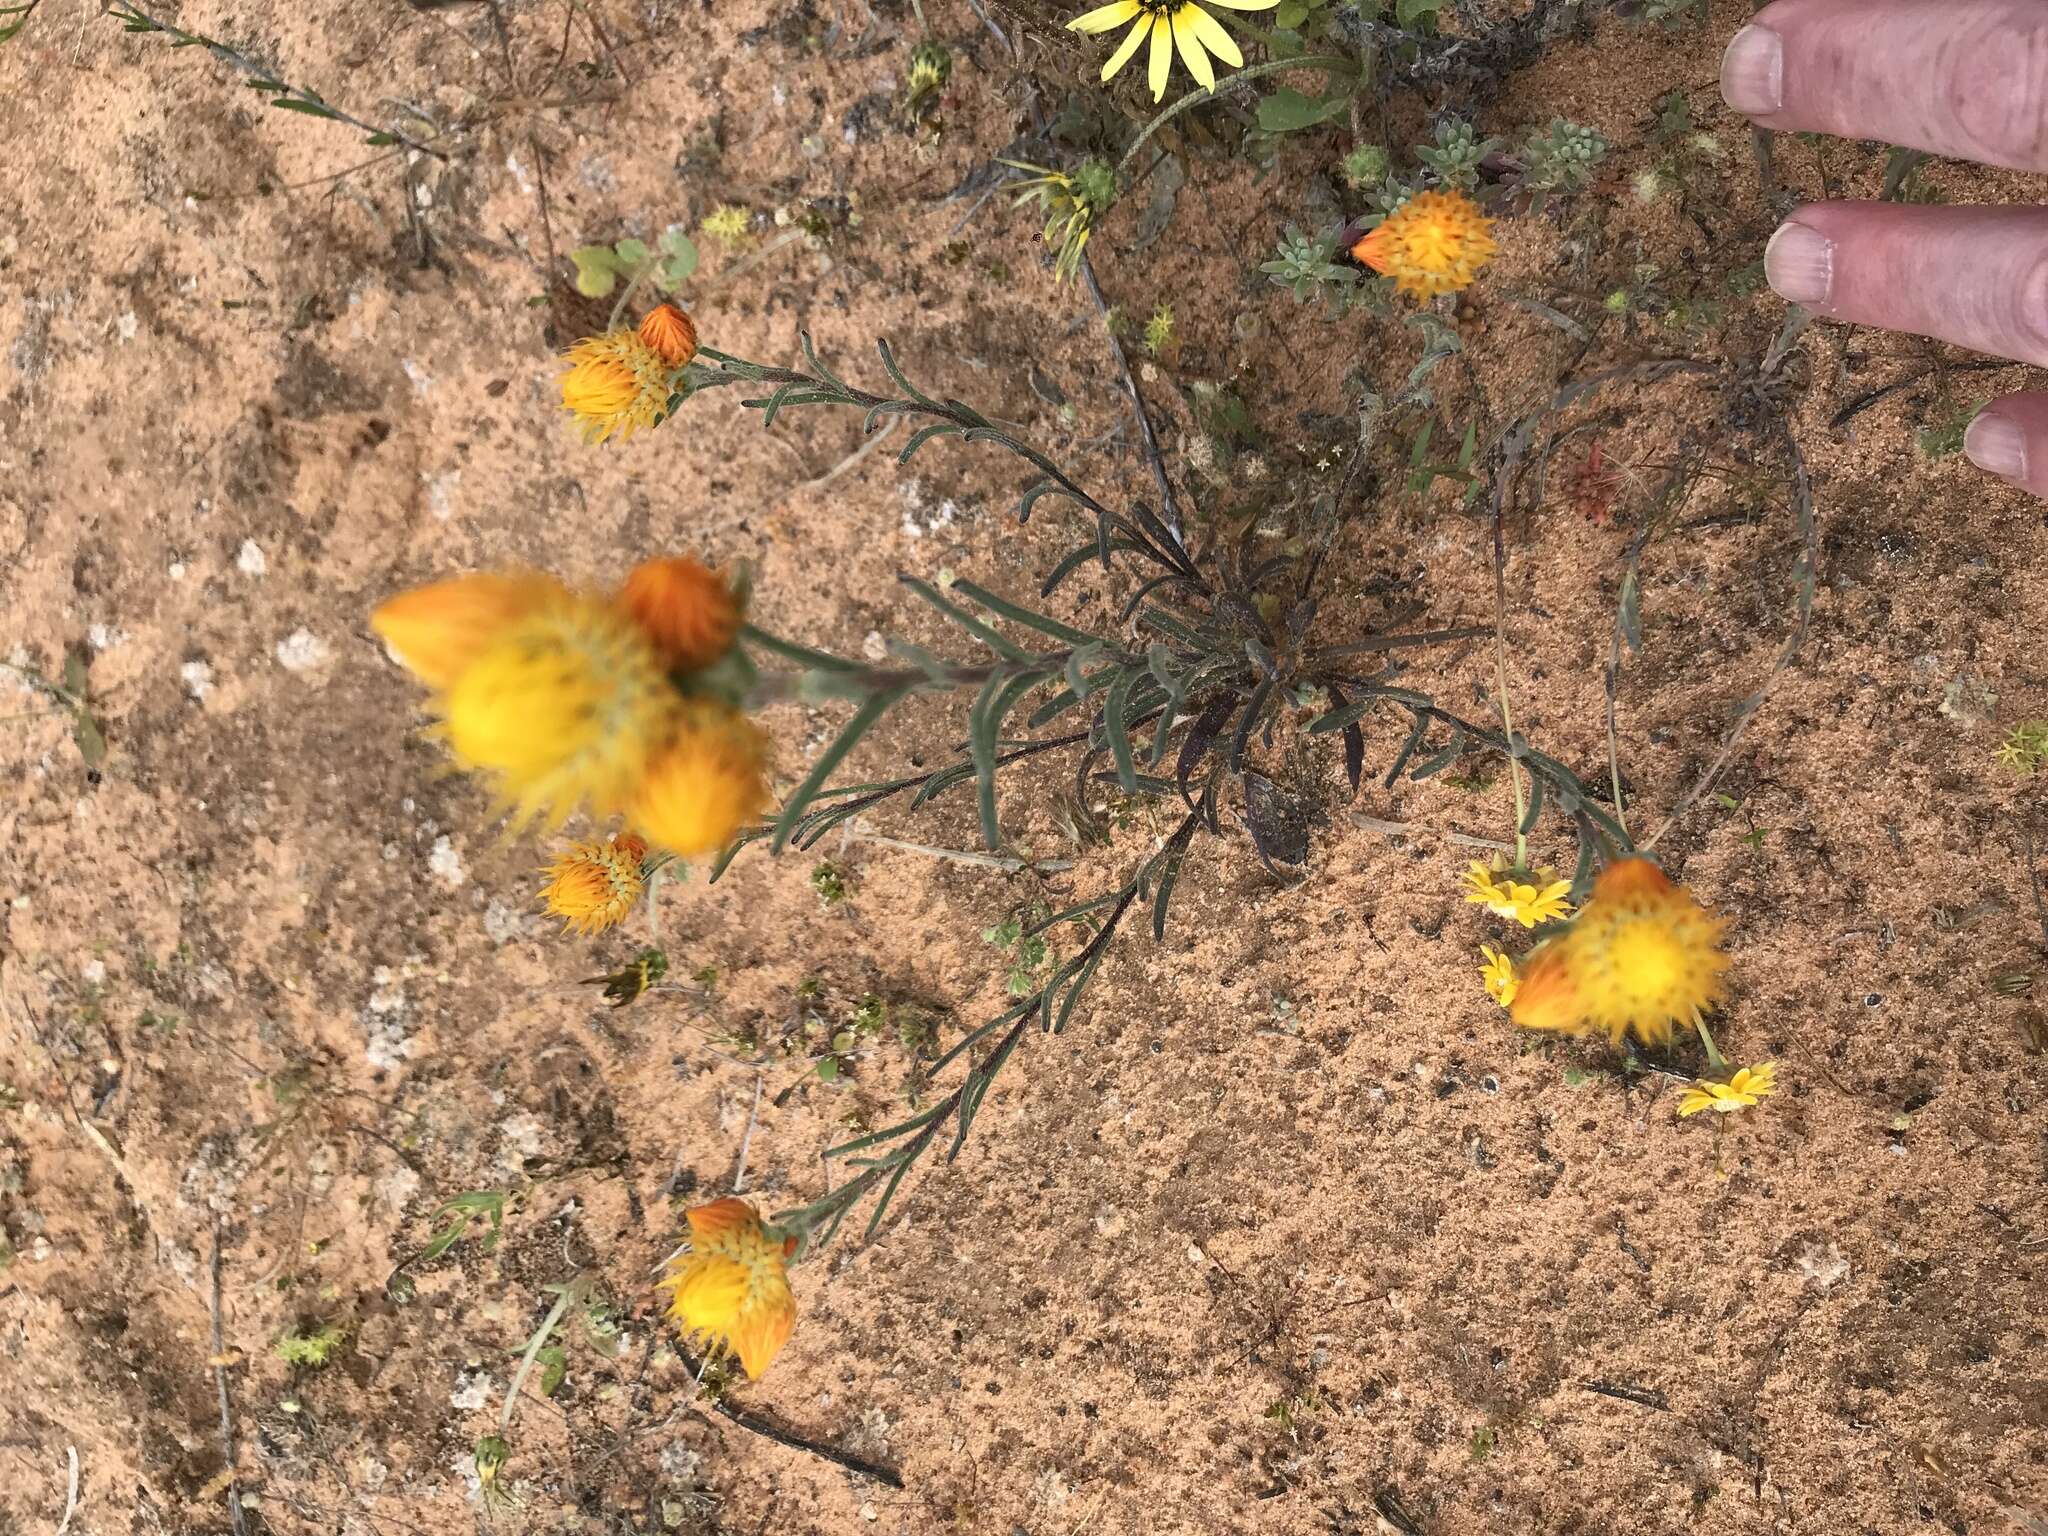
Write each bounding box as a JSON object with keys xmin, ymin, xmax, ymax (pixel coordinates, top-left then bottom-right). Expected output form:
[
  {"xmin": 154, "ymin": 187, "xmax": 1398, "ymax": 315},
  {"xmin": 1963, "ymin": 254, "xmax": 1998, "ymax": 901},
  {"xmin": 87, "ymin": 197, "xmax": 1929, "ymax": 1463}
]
[{"xmin": 4, "ymin": 0, "xmax": 2047, "ymax": 1532}]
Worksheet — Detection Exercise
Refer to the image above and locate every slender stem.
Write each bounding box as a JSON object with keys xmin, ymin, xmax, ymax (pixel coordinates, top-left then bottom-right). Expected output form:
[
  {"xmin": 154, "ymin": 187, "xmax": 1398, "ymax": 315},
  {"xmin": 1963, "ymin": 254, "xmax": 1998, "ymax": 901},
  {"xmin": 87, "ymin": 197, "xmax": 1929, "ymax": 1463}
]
[
  {"xmin": 1491, "ymin": 555, "xmax": 1529, "ymax": 868},
  {"xmin": 501, "ymin": 1280, "xmax": 579, "ymax": 1436},
  {"xmin": 1118, "ymin": 55, "xmax": 1358, "ymax": 173},
  {"xmin": 606, "ymin": 258, "xmax": 657, "ymax": 333},
  {"xmin": 1692, "ymin": 1012, "xmax": 1728, "ymax": 1074}
]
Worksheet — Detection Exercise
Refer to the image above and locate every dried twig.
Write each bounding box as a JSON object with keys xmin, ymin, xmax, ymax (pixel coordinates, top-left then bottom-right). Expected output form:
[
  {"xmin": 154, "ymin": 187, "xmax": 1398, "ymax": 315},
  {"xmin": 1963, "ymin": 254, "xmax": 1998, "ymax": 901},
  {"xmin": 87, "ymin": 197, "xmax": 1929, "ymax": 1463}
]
[
  {"xmin": 54, "ymin": 1447, "xmax": 79, "ymax": 1536},
  {"xmin": 209, "ymin": 1220, "xmax": 248, "ymax": 1536},
  {"xmin": 730, "ymin": 1074, "xmax": 763, "ymax": 1195},
  {"xmin": 843, "ymin": 820, "xmax": 1074, "ymax": 874},
  {"xmin": 682, "ymin": 1350, "xmax": 904, "ymax": 1489},
  {"xmin": 1582, "ymin": 1378, "xmax": 1668, "ymax": 1410}
]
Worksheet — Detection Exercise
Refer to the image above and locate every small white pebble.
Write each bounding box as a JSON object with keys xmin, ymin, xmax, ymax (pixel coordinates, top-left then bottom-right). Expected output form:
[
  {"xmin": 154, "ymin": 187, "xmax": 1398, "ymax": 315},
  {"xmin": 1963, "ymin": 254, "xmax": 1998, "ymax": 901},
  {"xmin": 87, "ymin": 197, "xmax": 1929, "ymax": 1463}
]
[
  {"xmin": 275, "ymin": 630, "xmax": 330, "ymax": 673},
  {"xmin": 180, "ymin": 660, "xmax": 214, "ymax": 700},
  {"xmin": 116, "ymin": 311, "xmax": 138, "ymax": 342},
  {"xmin": 428, "ymin": 835, "xmax": 467, "ymax": 889},
  {"xmin": 237, "ymin": 540, "xmax": 267, "ymax": 577},
  {"xmin": 168, "ymin": 561, "xmax": 187, "ymax": 581},
  {"xmin": 82, "ymin": 959, "xmax": 107, "ymax": 985}
]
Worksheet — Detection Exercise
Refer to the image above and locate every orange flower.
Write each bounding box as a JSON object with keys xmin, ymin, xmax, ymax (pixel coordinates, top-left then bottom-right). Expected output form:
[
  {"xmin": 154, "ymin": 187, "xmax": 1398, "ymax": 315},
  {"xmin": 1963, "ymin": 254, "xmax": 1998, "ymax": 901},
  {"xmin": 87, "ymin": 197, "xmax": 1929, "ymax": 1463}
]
[
  {"xmin": 638, "ymin": 303, "xmax": 698, "ymax": 366},
  {"xmin": 1352, "ymin": 189, "xmax": 1499, "ymax": 300},
  {"xmin": 370, "ymin": 571, "xmax": 567, "ymax": 691},
  {"xmin": 659, "ymin": 1197, "xmax": 797, "ymax": 1379},
  {"xmin": 539, "ymin": 834, "xmax": 649, "ymax": 935},
  {"xmin": 560, "ymin": 329, "xmax": 674, "ymax": 443},
  {"xmin": 617, "ymin": 556, "xmax": 741, "ymax": 670},
  {"xmin": 630, "ymin": 702, "xmax": 770, "ymax": 857},
  {"xmin": 1508, "ymin": 857, "xmax": 1729, "ymax": 1047}
]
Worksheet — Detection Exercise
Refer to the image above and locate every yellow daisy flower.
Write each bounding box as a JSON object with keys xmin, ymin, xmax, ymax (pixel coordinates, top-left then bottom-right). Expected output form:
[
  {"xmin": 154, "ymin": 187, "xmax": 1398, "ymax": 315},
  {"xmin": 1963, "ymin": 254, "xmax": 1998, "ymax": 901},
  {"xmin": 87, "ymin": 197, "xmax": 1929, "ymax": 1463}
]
[
  {"xmin": 1510, "ymin": 858, "xmax": 1729, "ymax": 1048},
  {"xmin": 659, "ymin": 1198, "xmax": 797, "ymax": 1380},
  {"xmin": 441, "ymin": 593, "xmax": 677, "ymax": 829},
  {"xmin": 1352, "ymin": 188, "xmax": 1500, "ymax": 299},
  {"xmin": 560, "ymin": 327, "xmax": 678, "ymax": 444},
  {"xmin": 1461, "ymin": 860, "xmax": 1573, "ymax": 928},
  {"xmin": 1677, "ymin": 1062, "xmax": 1776, "ymax": 1118},
  {"xmin": 1067, "ymin": 0, "xmax": 1280, "ymax": 103},
  {"xmin": 539, "ymin": 834, "xmax": 649, "ymax": 935},
  {"xmin": 1479, "ymin": 946, "xmax": 1518, "ymax": 1008},
  {"xmin": 629, "ymin": 701, "xmax": 772, "ymax": 857}
]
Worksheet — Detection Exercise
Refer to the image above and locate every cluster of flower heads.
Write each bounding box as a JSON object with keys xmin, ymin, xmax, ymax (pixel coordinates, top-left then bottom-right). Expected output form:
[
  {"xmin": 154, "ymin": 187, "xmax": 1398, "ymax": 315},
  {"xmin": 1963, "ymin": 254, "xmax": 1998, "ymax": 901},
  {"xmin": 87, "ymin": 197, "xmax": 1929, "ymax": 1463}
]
[
  {"xmin": 371, "ymin": 554, "xmax": 767, "ymax": 860},
  {"xmin": 1470, "ymin": 856, "xmax": 1773, "ymax": 1118},
  {"xmin": 559, "ymin": 300, "xmax": 698, "ymax": 444}
]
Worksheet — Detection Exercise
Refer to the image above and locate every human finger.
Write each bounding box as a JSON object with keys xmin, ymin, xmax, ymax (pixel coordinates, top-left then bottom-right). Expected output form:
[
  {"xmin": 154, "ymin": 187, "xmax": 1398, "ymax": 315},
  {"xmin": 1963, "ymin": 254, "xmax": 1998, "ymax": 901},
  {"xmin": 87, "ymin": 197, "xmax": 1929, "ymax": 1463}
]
[
  {"xmin": 1764, "ymin": 202, "xmax": 2048, "ymax": 367},
  {"xmin": 1963, "ymin": 392, "xmax": 2048, "ymax": 496},
  {"xmin": 1723, "ymin": 0, "xmax": 2048, "ymax": 174}
]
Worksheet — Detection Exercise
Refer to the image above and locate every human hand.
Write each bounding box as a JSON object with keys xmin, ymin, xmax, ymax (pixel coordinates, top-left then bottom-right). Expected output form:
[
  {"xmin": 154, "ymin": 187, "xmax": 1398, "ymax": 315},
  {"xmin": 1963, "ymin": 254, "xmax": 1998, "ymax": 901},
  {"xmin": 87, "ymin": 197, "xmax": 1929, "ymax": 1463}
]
[{"xmin": 1721, "ymin": 0, "xmax": 2048, "ymax": 494}]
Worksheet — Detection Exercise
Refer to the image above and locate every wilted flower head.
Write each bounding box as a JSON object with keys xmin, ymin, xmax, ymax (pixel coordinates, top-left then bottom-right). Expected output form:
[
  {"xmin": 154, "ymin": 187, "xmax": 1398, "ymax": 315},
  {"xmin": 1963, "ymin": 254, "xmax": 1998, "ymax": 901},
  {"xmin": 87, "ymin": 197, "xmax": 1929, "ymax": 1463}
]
[
  {"xmin": 1677, "ymin": 1062, "xmax": 1775, "ymax": 1118},
  {"xmin": 660, "ymin": 1197, "xmax": 797, "ymax": 1379},
  {"xmin": 540, "ymin": 834, "xmax": 649, "ymax": 935},
  {"xmin": 1510, "ymin": 857, "xmax": 1729, "ymax": 1047},
  {"xmin": 371, "ymin": 571, "xmax": 567, "ymax": 692},
  {"xmin": 441, "ymin": 593, "xmax": 676, "ymax": 828},
  {"xmin": 560, "ymin": 328, "xmax": 678, "ymax": 444},
  {"xmin": 630, "ymin": 701, "xmax": 771, "ymax": 857},
  {"xmin": 616, "ymin": 556, "xmax": 742, "ymax": 671},
  {"xmin": 1351, "ymin": 189, "xmax": 1499, "ymax": 299}
]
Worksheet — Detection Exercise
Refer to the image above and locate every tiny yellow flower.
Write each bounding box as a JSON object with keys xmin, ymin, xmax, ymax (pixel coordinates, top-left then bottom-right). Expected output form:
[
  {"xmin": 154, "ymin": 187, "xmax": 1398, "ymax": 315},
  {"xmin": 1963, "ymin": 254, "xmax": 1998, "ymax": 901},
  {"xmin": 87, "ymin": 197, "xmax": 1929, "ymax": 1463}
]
[
  {"xmin": 1511, "ymin": 858, "xmax": 1729, "ymax": 1047},
  {"xmin": 659, "ymin": 1197, "xmax": 797, "ymax": 1379},
  {"xmin": 1677, "ymin": 1061, "xmax": 1777, "ymax": 1118},
  {"xmin": 1068, "ymin": 0, "xmax": 1280, "ymax": 103},
  {"xmin": 540, "ymin": 834, "xmax": 649, "ymax": 935},
  {"xmin": 629, "ymin": 701, "xmax": 771, "ymax": 857},
  {"xmin": 441, "ymin": 593, "xmax": 676, "ymax": 829},
  {"xmin": 560, "ymin": 328, "xmax": 678, "ymax": 444},
  {"xmin": 1461, "ymin": 860, "xmax": 1573, "ymax": 928},
  {"xmin": 616, "ymin": 556, "xmax": 742, "ymax": 671},
  {"xmin": 1480, "ymin": 945, "xmax": 1518, "ymax": 1008},
  {"xmin": 1352, "ymin": 188, "xmax": 1500, "ymax": 299},
  {"xmin": 370, "ymin": 571, "xmax": 567, "ymax": 692}
]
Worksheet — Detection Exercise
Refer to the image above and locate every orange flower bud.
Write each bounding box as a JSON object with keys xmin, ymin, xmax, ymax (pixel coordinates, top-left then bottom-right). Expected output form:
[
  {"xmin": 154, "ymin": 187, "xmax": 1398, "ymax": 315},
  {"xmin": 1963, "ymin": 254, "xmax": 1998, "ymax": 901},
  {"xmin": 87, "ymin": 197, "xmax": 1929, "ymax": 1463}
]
[
  {"xmin": 616, "ymin": 556, "xmax": 741, "ymax": 670},
  {"xmin": 638, "ymin": 302, "xmax": 698, "ymax": 367}
]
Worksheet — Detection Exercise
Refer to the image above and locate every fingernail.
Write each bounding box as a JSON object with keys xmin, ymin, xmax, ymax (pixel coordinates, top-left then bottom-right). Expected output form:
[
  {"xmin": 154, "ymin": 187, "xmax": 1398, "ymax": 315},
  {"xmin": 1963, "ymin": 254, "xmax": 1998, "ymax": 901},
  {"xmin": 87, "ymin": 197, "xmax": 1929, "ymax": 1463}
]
[
  {"xmin": 1764, "ymin": 222, "xmax": 1834, "ymax": 306},
  {"xmin": 1965, "ymin": 413, "xmax": 2028, "ymax": 481},
  {"xmin": 1721, "ymin": 24, "xmax": 1784, "ymax": 115}
]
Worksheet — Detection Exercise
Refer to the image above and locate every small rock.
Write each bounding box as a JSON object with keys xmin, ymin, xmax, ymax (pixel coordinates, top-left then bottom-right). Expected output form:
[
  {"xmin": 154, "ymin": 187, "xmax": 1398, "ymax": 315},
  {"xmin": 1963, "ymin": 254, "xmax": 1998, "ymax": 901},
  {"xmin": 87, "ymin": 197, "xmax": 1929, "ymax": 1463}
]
[
  {"xmin": 275, "ymin": 630, "xmax": 330, "ymax": 673},
  {"xmin": 180, "ymin": 660, "xmax": 214, "ymax": 700},
  {"xmin": 237, "ymin": 539, "xmax": 267, "ymax": 577}
]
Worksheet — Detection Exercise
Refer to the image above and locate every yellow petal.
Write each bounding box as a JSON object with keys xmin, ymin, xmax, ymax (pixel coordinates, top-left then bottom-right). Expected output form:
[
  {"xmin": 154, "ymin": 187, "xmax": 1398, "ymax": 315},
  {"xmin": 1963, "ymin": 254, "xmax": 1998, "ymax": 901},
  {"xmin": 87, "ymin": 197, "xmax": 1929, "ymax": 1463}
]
[
  {"xmin": 667, "ymin": 1254, "xmax": 750, "ymax": 1335},
  {"xmin": 1199, "ymin": 0, "xmax": 1281, "ymax": 8},
  {"xmin": 1170, "ymin": 6, "xmax": 1216, "ymax": 91},
  {"xmin": 730, "ymin": 1294, "xmax": 797, "ymax": 1379},
  {"xmin": 1147, "ymin": 13, "xmax": 1173, "ymax": 99},
  {"xmin": 1100, "ymin": 14, "xmax": 1150, "ymax": 82},
  {"xmin": 1069, "ymin": 0, "xmax": 1141, "ymax": 31},
  {"xmin": 1181, "ymin": 2, "xmax": 1242, "ymax": 68},
  {"xmin": 1676, "ymin": 1089, "xmax": 1714, "ymax": 1118}
]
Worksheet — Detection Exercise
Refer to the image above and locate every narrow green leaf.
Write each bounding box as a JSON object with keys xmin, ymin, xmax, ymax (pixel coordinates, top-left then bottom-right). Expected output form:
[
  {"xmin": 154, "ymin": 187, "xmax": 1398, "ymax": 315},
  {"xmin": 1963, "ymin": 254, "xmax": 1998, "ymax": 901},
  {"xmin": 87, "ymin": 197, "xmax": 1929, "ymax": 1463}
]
[
  {"xmin": 1410, "ymin": 730, "xmax": 1465, "ymax": 780},
  {"xmin": 900, "ymin": 575, "xmax": 1031, "ymax": 661},
  {"xmin": 771, "ymin": 688, "xmax": 907, "ymax": 852},
  {"xmin": 1518, "ymin": 772, "xmax": 1545, "ymax": 834},
  {"xmin": 1104, "ymin": 668, "xmax": 1139, "ymax": 791},
  {"xmin": 949, "ymin": 578, "xmax": 1102, "ymax": 648}
]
